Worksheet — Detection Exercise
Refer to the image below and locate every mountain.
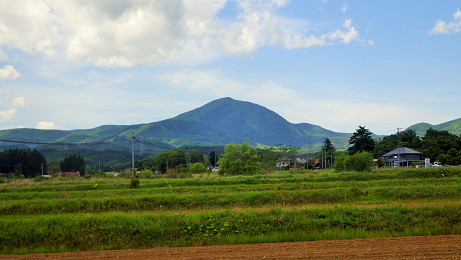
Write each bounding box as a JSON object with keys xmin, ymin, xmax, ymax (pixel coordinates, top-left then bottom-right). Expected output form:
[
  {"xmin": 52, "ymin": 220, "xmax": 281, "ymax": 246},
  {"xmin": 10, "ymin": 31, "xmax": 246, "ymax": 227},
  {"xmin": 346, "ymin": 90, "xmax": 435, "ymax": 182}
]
[
  {"xmin": 407, "ymin": 118, "xmax": 461, "ymax": 137},
  {"xmin": 0, "ymin": 97, "xmax": 352, "ymax": 152}
]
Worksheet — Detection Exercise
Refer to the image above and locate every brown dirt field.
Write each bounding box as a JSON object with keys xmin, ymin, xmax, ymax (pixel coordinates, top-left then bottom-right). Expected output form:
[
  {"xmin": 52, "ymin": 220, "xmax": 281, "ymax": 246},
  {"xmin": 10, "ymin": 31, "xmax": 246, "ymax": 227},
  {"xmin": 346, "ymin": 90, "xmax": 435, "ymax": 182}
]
[{"xmin": 2, "ymin": 235, "xmax": 461, "ymax": 260}]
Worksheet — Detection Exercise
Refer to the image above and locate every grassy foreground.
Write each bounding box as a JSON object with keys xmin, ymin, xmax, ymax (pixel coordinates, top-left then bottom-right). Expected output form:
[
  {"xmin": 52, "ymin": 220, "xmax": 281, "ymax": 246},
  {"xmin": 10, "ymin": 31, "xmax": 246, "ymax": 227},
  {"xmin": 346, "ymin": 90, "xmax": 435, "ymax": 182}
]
[{"xmin": 1, "ymin": 167, "xmax": 460, "ymax": 254}]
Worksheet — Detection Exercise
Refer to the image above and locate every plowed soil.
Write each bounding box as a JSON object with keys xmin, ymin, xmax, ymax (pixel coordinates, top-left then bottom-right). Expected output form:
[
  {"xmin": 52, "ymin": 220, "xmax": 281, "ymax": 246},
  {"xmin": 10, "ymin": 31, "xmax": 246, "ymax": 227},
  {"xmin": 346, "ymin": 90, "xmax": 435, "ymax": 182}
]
[{"xmin": 2, "ymin": 235, "xmax": 461, "ymax": 260}]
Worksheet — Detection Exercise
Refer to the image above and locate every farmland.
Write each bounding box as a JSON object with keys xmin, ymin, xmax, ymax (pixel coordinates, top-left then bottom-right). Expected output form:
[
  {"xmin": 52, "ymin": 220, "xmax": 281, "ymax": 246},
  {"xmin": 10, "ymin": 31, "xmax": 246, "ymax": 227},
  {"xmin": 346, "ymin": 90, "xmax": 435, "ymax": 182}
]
[{"xmin": 1, "ymin": 167, "xmax": 461, "ymax": 257}]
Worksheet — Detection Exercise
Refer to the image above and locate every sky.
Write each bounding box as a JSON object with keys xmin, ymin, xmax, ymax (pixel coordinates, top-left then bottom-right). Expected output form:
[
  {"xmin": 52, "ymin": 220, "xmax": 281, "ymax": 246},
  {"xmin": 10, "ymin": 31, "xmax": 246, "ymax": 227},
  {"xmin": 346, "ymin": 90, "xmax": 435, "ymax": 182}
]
[{"xmin": 1, "ymin": 0, "xmax": 461, "ymax": 136}]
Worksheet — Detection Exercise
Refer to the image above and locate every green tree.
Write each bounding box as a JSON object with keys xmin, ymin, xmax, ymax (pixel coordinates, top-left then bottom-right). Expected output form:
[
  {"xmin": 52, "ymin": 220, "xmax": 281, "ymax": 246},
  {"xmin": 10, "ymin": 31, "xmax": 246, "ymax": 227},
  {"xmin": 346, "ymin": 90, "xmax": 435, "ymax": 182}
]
[
  {"xmin": 0, "ymin": 148, "xmax": 47, "ymax": 178},
  {"xmin": 135, "ymin": 158, "xmax": 155, "ymax": 171},
  {"xmin": 420, "ymin": 129, "xmax": 461, "ymax": 164},
  {"xmin": 208, "ymin": 151, "xmax": 219, "ymax": 167},
  {"xmin": 187, "ymin": 150, "xmax": 204, "ymax": 164},
  {"xmin": 259, "ymin": 144, "xmax": 300, "ymax": 170},
  {"xmin": 321, "ymin": 138, "xmax": 336, "ymax": 169},
  {"xmin": 46, "ymin": 160, "xmax": 61, "ymax": 176},
  {"xmin": 217, "ymin": 140, "xmax": 261, "ymax": 176},
  {"xmin": 348, "ymin": 126, "xmax": 376, "ymax": 155},
  {"xmin": 373, "ymin": 129, "xmax": 422, "ymax": 158},
  {"xmin": 189, "ymin": 162, "xmax": 207, "ymax": 173},
  {"xmin": 60, "ymin": 154, "xmax": 86, "ymax": 175},
  {"xmin": 333, "ymin": 154, "xmax": 347, "ymax": 172},
  {"xmin": 155, "ymin": 150, "xmax": 186, "ymax": 173},
  {"xmin": 334, "ymin": 152, "xmax": 374, "ymax": 172}
]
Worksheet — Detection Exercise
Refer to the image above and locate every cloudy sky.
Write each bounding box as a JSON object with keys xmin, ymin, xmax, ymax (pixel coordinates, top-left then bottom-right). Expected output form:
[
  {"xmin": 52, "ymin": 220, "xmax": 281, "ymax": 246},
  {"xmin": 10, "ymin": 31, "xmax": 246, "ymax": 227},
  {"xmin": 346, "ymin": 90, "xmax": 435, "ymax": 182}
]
[{"xmin": 1, "ymin": 0, "xmax": 460, "ymax": 135}]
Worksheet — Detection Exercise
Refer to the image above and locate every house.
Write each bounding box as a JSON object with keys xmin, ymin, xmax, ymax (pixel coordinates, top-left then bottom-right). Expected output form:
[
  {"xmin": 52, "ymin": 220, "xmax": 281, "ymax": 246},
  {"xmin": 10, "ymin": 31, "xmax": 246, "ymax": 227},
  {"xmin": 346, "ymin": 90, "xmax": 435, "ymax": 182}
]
[
  {"xmin": 382, "ymin": 147, "xmax": 422, "ymax": 167},
  {"xmin": 276, "ymin": 157, "xmax": 292, "ymax": 169}
]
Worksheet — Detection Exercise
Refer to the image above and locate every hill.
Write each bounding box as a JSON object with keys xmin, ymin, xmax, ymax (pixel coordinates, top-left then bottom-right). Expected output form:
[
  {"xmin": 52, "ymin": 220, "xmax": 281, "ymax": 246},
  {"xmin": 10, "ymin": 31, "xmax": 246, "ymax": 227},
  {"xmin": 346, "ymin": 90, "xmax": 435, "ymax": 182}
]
[
  {"xmin": 0, "ymin": 97, "xmax": 352, "ymax": 152},
  {"xmin": 407, "ymin": 118, "xmax": 461, "ymax": 137}
]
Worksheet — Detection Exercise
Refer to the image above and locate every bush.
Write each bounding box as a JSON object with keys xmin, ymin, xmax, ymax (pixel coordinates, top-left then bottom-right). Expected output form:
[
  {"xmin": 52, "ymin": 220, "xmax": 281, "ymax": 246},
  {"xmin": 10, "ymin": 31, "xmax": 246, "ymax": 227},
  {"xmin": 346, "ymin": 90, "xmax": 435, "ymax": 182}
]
[
  {"xmin": 130, "ymin": 176, "xmax": 140, "ymax": 188},
  {"xmin": 334, "ymin": 152, "xmax": 373, "ymax": 172},
  {"xmin": 130, "ymin": 169, "xmax": 140, "ymax": 188},
  {"xmin": 218, "ymin": 140, "xmax": 261, "ymax": 176},
  {"xmin": 190, "ymin": 162, "xmax": 207, "ymax": 173},
  {"xmin": 140, "ymin": 168, "xmax": 153, "ymax": 179}
]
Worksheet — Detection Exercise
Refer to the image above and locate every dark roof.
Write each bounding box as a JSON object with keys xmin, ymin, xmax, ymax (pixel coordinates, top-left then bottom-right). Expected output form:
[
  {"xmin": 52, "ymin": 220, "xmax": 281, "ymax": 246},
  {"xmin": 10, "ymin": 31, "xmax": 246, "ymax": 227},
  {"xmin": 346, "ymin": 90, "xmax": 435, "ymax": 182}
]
[
  {"xmin": 382, "ymin": 147, "xmax": 421, "ymax": 157},
  {"xmin": 276, "ymin": 156, "xmax": 291, "ymax": 162}
]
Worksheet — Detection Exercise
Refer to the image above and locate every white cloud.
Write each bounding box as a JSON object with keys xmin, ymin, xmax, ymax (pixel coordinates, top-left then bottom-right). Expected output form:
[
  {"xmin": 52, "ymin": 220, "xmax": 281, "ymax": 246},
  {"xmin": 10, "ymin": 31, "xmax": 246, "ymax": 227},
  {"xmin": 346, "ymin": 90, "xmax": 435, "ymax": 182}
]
[
  {"xmin": 0, "ymin": 0, "xmax": 367, "ymax": 67},
  {"xmin": 0, "ymin": 49, "xmax": 7, "ymax": 61},
  {"xmin": 157, "ymin": 69, "xmax": 294, "ymax": 103},
  {"xmin": 0, "ymin": 0, "xmax": 60, "ymax": 57},
  {"xmin": 0, "ymin": 125, "xmax": 24, "ymax": 130},
  {"xmin": 12, "ymin": 97, "xmax": 31, "ymax": 107},
  {"xmin": 429, "ymin": 9, "xmax": 461, "ymax": 34},
  {"xmin": 324, "ymin": 18, "xmax": 358, "ymax": 45},
  {"xmin": 35, "ymin": 121, "xmax": 62, "ymax": 130},
  {"xmin": 0, "ymin": 108, "xmax": 17, "ymax": 123},
  {"xmin": 368, "ymin": 39, "xmax": 375, "ymax": 46},
  {"xmin": 0, "ymin": 65, "xmax": 21, "ymax": 81},
  {"xmin": 341, "ymin": 3, "xmax": 348, "ymax": 14}
]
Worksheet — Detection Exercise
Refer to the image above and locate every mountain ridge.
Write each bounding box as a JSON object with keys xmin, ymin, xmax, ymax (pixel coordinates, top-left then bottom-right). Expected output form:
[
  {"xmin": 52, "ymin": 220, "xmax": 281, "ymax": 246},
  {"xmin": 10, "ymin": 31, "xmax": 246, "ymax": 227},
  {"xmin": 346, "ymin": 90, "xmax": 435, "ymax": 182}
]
[
  {"xmin": 407, "ymin": 118, "xmax": 461, "ymax": 137},
  {"xmin": 0, "ymin": 97, "xmax": 351, "ymax": 149},
  {"xmin": 1, "ymin": 97, "xmax": 460, "ymax": 151}
]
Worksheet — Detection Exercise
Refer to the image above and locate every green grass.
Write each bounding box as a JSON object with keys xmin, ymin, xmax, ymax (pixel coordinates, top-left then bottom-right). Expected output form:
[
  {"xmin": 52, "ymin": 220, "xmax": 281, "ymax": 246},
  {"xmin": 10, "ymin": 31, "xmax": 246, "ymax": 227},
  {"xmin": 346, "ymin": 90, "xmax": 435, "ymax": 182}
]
[
  {"xmin": 1, "ymin": 167, "xmax": 461, "ymax": 254},
  {"xmin": 1, "ymin": 204, "xmax": 460, "ymax": 253}
]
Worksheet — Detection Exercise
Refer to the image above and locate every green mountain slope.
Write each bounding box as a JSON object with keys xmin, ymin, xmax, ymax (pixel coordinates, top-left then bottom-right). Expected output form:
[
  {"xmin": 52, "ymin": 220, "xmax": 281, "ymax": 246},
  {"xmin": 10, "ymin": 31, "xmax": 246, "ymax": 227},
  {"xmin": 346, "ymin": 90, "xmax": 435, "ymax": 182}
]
[
  {"xmin": 0, "ymin": 97, "xmax": 353, "ymax": 151},
  {"xmin": 173, "ymin": 97, "xmax": 351, "ymax": 147},
  {"xmin": 408, "ymin": 118, "xmax": 461, "ymax": 137}
]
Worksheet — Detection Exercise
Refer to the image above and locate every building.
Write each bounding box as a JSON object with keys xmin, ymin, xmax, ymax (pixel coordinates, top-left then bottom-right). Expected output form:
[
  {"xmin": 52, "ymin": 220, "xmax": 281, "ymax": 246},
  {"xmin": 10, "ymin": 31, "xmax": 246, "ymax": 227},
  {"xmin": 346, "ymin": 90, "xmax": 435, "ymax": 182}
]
[
  {"xmin": 276, "ymin": 157, "xmax": 292, "ymax": 169},
  {"xmin": 382, "ymin": 147, "xmax": 422, "ymax": 167}
]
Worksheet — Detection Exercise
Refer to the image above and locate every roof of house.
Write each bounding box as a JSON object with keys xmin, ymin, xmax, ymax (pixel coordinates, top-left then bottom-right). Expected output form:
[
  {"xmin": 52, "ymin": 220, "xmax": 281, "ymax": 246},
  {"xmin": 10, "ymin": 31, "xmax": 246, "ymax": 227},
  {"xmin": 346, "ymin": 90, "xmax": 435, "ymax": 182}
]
[
  {"xmin": 382, "ymin": 147, "xmax": 421, "ymax": 157},
  {"xmin": 276, "ymin": 156, "xmax": 292, "ymax": 162}
]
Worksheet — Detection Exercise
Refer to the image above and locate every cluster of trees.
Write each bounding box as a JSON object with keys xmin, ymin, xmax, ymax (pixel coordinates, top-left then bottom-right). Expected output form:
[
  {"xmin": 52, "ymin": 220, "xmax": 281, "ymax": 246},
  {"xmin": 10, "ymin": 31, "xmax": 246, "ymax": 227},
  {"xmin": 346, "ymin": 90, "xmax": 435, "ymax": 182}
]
[
  {"xmin": 332, "ymin": 126, "xmax": 461, "ymax": 169},
  {"xmin": 218, "ymin": 140, "xmax": 261, "ymax": 175},
  {"xmin": 373, "ymin": 128, "xmax": 461, "ymax": 165},
  {"xmin": 0, "ymin": 149, "xmax": 47, "ymax": 178},
  {"xmin": 134, "ymin": 149, "xmax": 217, "ymax": 174},
  {"xmin": 60, "ymin": 154, "xmax": 86, "ymax": 175}
]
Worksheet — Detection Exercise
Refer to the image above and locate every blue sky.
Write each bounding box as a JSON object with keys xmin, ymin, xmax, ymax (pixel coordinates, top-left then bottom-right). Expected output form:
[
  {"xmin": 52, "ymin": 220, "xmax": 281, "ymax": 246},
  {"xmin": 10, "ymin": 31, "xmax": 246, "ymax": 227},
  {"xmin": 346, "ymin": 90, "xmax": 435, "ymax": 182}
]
[{"xmin": 1, "ymin": 0, "xmax": 461, "ymax": 135}]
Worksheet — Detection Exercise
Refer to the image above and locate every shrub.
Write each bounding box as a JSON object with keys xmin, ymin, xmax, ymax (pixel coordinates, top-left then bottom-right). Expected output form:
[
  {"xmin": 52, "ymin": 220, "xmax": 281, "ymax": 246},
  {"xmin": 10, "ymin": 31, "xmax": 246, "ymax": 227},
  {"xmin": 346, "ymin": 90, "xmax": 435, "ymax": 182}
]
[
  {"xmin": 140, "ymin": 168, "xmax": 153, "ymax": 179},
  {"xmin": 130, "ymin": 169, "xmax": 140, "ymax": 188},
  {"xmin": 334, "ymin": 152, "xmax": 373, "ymax": 172},
  {"xmin": 218, "ymin": 140, "xmax": 261, "ymax": 176},
  {"xmin": 190, "ymin": 162, "xmax": 207, "ymax": 173}
]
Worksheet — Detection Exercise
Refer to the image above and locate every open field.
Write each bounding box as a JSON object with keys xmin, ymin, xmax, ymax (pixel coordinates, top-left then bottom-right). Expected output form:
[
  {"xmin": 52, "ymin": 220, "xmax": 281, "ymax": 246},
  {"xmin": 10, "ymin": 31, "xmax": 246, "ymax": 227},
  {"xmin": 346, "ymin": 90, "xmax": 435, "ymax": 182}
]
[
  {"xmin": 1, "ymin": 167, "xmax": 460, "ymax": 257},
  {"xmin": 2, "ymin": 235, "xmax": 461, "ymax": 259}
]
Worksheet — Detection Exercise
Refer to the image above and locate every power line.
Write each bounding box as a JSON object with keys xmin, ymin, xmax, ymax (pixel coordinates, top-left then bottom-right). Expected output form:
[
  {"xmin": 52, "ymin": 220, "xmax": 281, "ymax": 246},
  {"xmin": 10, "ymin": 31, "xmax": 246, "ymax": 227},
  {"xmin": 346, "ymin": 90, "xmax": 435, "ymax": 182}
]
[
  {"xmin": 0, "ymin": 138, "xmax": 129, "ymax": 146},
  {"xmin": 132, "ymin": 137, "xmax": 172, "ymax": 150}
]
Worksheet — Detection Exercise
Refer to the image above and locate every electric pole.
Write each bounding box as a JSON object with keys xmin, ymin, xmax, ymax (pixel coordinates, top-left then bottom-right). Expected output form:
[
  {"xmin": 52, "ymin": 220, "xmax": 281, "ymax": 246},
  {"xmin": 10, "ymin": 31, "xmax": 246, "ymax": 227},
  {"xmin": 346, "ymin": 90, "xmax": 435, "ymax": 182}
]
[
  {"xmin": 132, "ymin": 132, "xmax": 135, "ymax": 176},
  {"xmin": 397, "ymin": 128, "xmax": 402, "ymax": 168}
]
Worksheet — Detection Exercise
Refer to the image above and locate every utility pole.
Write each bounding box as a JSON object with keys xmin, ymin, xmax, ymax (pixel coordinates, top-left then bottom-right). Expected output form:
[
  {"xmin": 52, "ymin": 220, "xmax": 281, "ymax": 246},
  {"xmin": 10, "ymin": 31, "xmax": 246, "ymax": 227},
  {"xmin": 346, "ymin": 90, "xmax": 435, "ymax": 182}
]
[
  {"xmin": 397, "ymin": 128, "xmax": 402, "ymax": 168},
  {"xmin": 132, "ymin": 132, "xmax": 135, "ymax": 176}
]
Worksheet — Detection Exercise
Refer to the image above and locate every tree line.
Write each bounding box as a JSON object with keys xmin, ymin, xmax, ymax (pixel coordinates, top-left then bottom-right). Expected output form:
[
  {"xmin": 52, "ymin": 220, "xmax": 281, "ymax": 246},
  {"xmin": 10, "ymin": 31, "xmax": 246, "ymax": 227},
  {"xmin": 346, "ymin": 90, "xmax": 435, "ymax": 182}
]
[
  {"xmin": 346, "ymin": 126, "xmax": 461, "ymax": 165},
  {"xmin": 0, "ymin": 148, "xmax": 47, "ymax": 178}
]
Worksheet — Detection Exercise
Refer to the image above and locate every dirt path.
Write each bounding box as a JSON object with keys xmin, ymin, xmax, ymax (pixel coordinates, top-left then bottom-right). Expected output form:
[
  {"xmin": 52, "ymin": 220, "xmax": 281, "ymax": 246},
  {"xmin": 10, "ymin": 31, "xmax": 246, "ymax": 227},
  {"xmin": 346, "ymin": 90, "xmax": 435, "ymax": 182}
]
[{"xmin": 2, "ymin": 235, "xmax": 461, "ymax": 260}]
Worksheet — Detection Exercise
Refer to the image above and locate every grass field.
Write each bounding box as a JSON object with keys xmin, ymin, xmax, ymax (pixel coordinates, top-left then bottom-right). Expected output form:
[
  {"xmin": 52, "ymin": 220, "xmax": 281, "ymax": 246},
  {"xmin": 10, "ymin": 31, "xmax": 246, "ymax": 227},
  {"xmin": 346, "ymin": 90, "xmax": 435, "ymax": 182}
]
[{"xmin": 1, "ymin": 167, "xmax": 460, "ymax": 254}]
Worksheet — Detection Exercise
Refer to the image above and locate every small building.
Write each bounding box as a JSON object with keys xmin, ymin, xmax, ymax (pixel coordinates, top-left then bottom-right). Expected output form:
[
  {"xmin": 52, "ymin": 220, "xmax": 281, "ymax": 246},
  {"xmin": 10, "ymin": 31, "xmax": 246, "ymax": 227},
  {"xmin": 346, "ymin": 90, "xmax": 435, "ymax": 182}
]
[
  {"xmin": 276, "ymin": 157, "xmax": 293, "ymax": 169},
  {"xmin": 382, "ymin": 147, "xmax": 422, "ymax": 167}
]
